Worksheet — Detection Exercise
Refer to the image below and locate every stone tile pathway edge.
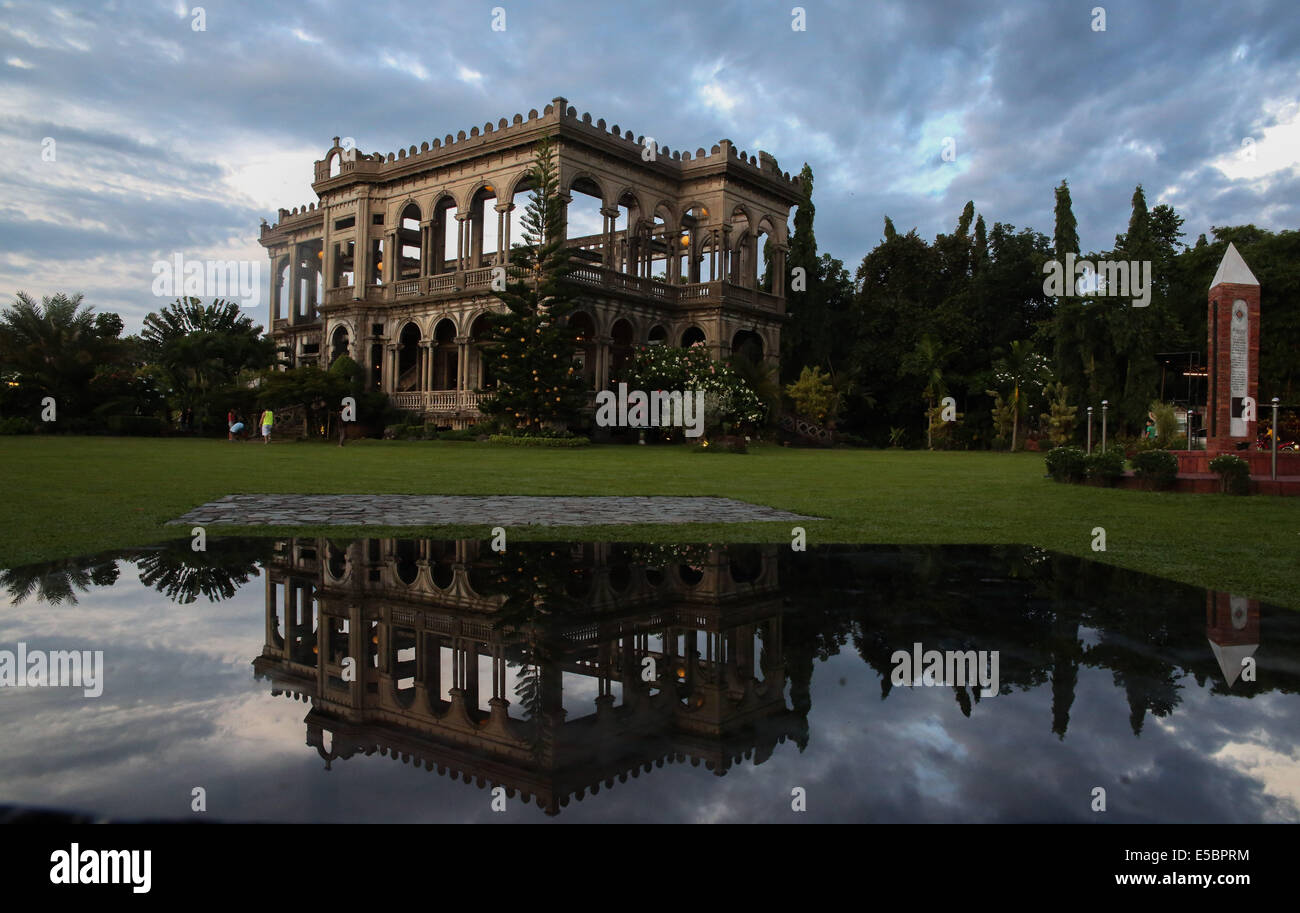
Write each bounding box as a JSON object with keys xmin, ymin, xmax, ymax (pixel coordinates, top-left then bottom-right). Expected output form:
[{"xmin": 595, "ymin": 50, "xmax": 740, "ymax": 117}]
[{"xmin": 170, "ymin": 494, "xmax": 816, "ymax": 527}]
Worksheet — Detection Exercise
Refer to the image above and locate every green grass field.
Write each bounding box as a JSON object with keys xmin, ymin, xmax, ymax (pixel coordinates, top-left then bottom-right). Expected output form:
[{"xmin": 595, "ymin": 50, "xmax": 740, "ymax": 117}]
[{"xmin": 2, "ymin": 435, "xmax": 1297, "ymax": 607}]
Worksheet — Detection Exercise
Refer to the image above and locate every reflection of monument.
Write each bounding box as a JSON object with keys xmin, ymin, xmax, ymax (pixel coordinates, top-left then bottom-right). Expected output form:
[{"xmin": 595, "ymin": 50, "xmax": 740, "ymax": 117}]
[
  {"xmin": 254, "ymin": 539, "xmax": 804, "ymax": 816},
  {"xmin": 1206, "ymin": 243, "xmax": 1260, "ymax": 451},
  {"xmin": 1206, "ymin": 591, "xmax": 1260, "ymax": 687}
]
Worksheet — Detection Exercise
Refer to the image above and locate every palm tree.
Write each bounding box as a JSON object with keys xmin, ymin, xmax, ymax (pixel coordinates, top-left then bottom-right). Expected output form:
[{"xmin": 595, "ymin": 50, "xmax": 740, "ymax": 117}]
[
  {"xmin": 0, "ymin": 292, "xmax": 107, "ymax": 416},
  {"xmin": 902, "ymin": 334, "xmax": 957, "ymax": 449},
  {"xmin": 0, "ymin": 554, "xmax": 121, "ymax": 606},
  {"xmin": 993, "ymin": 339, "xmax": 1048, "ymax": 451}
]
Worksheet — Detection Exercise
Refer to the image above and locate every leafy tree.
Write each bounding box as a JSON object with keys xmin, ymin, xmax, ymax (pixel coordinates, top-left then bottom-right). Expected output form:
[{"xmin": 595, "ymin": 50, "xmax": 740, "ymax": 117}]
[
  {"xmin": 0, "ymin": 292, "xmax": 126, "ymax": 420},
  {"xmin": 784, "ymin": 366, "xmax": 838, "ymax": 424},
  {"xmin": 479, "ymin": 138, "xmax": 588, "ymax": 433},
  {"xmin": 1043, "ymin": 381, "xmax": 1079, "ymax": 446},
  {"xmin": 779, "ymin": 165, "xmax": 855, "ymax": 385},
  {"xmin": 990, "ymin": 339, "xmax": 1050, "ymax": 451},
  {"xmin": 142, "ymin": 297, "xmax": 276, "ymax": 430}
]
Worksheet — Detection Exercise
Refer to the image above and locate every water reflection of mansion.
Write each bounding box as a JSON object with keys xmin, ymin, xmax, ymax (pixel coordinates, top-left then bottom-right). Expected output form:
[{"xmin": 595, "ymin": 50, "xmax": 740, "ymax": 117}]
[{"xmin": 254, "ymin": 539, "xmax": 805, "ymax": 815}]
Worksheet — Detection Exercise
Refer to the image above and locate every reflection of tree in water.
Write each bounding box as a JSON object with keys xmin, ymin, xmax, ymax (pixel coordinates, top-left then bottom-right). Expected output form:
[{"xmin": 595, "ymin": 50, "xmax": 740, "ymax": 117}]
[
  {"xmin": 0, "ymin": 555, "xmax": 121, "ymax": 605},
  {"xmin": 487, "ymin": 544, "xmax": 591, "ymax": 760},
  {"xmin": 777, "ymin": 545, "xmax": 1300, "ymax": 741},
  {"xmin": 131, "ymin": 539, "xmax": 275, "ymax": 605}
]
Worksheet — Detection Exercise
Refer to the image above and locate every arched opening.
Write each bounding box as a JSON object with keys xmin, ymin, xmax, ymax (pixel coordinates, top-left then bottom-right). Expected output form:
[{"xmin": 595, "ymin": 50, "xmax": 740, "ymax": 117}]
[
  {"xmin": 729, "ymin": 207, "xmax": 753, "ymax": 286},
  {"xmin": 397, "ymin": 203, "xmax": 422, "ymax": 280},
  {"xmin": 328, "ymin": 151, "xmax": 341, "ymax": 179},
  {"xmin": 470, "ymin": 314, "xmax": 496, "ymax": 391},
  {"xmin": 370, "ymin": 235, "xmax": 384, "ymax": 286},
  {"xmin": 681, "ymin": 325, "xmax": 706, "ymax": 348},
  {"xmin": 330, "ymin": 325, "xmax": 350, "ymax": 364},
  {"xmin": 727, "ymin": 545, "xmax": 763, "ymax": 583},
  {"xmin": 678, "ymin": 564, "xmax": 704, "ymax": 587},
  {"xmin": 502, "ymin": 171, "xmax": 535, "ymax": 265},
  {"xmin": 648, "ymin": 324, "xmax": 668, "ymax": 346},
  {"xmin": 649, "ymin": 203, "xmax": 673, "ymax": 282},
  {"xmin": 610, "ymin": 318, "xmax": 635, "ymax": 383},
  {"xmin": 679, "ymin": 205, "xmax": 709, "ymax": 283},
  {"xmin": 468, "ymin": 184, "xmax": 498, "ymax": 269},
  {"xmin": 396, "ymin": 323, "xmax": 421, "ymax": 392},
  {"xmin": 434, "ymin": 195, "xmax": 458, "ymax": 274},
  {"xmin": 395, "ymin": 539, "xmax": 419, "ymax": 586},
  {"xmin": 570, "ymin": 311, "xmax": 596, "ymax": 386},
  {"xmin": 429, "ymin": 540, "xmax": 456, "ymax": 589},
  {"xmin": 433, "ymin": 319, "xmax": 457, "ymax": 391},
  {"xmin": 277, "ymin": 262, "xmax": 290, "ymax": 320},
  {"xmin": 566, "ymin": 176, "xmax": 605, "ymax": 264},
  {"xmin": 756, "ymin": 216, "xmax": 777, "ymax": 291},
  {"xmin": 732, "ymin": 330, "xmax": 764, "ymax": 365},
  {"xmin": 332, "ymin": 238, "xmax": 355, "ymax": 287},
  {"xmin": 326, "ymin": 542, "xmax": 347, "ymax": 581}
]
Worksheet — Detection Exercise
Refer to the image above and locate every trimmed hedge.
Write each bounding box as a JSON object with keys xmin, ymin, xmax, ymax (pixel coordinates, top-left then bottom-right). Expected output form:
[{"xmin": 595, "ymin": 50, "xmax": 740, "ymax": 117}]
[
  {"xmin": 1132, "ymin": 448, "xmax": 1179, "ymax": 490},
  {"xmin": 1209, "ymin": 453, "xmax": 1251, "ymax": 495},
  {"xmin": 1084, "ymin": 445, "xmax": 1126, "ymax": 485},
  {"xmin": 1045, "ymin": 445, "xmax": 1086, "ymax": 482},
  {"xmin": 487, "ymin": 433, "xmax": 589, "ymax": 448}
]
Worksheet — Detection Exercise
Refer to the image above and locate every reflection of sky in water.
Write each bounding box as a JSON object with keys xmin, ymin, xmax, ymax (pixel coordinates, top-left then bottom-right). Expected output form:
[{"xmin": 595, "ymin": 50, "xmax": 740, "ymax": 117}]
[{"xmin": 0, "ymin": 548, "xmax": 1297, "ymax": 823}]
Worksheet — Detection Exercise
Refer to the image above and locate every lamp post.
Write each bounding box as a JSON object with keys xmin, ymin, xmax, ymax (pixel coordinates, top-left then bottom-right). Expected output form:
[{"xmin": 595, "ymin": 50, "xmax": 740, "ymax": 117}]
[
  {"xmin": 1272, "ymin": 397, "xmax": 1280, "ymax": 481},
  {"xmin": 1086, "ymin": 406, "xmax": 1094, "ymax": 454},
  {"xmin": 1101, "ymin": 400, "xmax": 1109, "ymax": 451}
]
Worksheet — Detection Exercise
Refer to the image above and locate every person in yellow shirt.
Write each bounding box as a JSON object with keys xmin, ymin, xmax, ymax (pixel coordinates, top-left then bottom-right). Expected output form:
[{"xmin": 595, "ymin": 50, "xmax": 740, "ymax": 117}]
[{"xmin": 259, "ymin": 408, "xmax": 274, "ymax": 444}]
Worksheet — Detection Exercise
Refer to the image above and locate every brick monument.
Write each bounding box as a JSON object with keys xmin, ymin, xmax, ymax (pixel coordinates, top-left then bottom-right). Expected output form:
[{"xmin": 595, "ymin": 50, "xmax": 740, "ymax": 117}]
[{"xmin": 1205, "ymin": 242, "xmax": 1260, "ymax": 451}]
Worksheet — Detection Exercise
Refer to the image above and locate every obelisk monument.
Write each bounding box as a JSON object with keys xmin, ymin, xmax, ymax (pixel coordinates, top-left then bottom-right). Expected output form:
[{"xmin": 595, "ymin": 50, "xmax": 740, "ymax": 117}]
[{"xmin": 1206, "ymin": 242, "xmax": 1260, "ymax": 451}]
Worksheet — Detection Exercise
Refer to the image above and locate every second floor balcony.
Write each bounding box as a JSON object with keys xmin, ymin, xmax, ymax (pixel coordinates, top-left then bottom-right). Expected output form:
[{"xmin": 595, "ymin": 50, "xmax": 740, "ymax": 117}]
[{"xmin": 321, "ymin": 264, "xmax": 784, "ymax": 314}]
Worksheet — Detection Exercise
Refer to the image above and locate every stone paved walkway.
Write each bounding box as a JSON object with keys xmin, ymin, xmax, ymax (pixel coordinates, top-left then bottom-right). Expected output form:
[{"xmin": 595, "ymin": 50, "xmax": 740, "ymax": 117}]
[{"xmin": 170, "ymin": 495, "xmax": 814, "ymax": 527}]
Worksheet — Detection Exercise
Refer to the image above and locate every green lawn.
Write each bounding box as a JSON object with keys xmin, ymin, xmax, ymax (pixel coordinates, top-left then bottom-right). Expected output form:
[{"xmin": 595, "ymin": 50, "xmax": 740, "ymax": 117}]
[{"xmin": 2, "ymin": 435, "xmax": 1297, "ymax": 607}]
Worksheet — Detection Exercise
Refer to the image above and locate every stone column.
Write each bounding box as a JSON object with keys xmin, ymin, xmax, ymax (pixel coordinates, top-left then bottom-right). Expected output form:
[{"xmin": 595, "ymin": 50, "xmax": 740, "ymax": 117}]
[
  {"xmin": 500, "ymin": 202, "xmax": 514, "ymax": 264},
  {"xmin": 383, "ymin": 342, "xmax": 398, "ymax": 392},
  {"xmin": 419, "ymin": 221, "xmax": 431, "ymax": 277},
  {"xmin": 354, "ymin": 197, "xmax": 371, "ymax": 300},
  {"xmin": 720, "ymin": 224, "xmax": 733, "ymax": 283},
  {"xmin": 773, "ymin": 243, "xmax": 788, "ymax": 296},
  {"xmin": 419, "ymin": 340, "xmax": 432, "ymax": 392},
  {"xmin": 455, "ymin": 336, "xmax": 470, "ymax": 391},
  {"xmin": 595, "ymin": 335, "xmax": 612, "ymax": 390},
  {"xmin": 268, "ymin": 251, "xmax": 279, "ymax": 328},
  {"xmin": 455, "ymin": 213, "xmax": 469, "ymax": 270},
  {"xmin": 288, "ymin": 244, "xmax": 301, "ymax": 325},
  {"xmin": 494, "ymin": 201, "xmax": 514, "ymax": 265},
  {"xmin": 558, "ymin": 192, "xmax": 572, "ymax": 243},
  {"xmin": 600, "ymin": 207, "xmax": 618, "ymax": 269}
]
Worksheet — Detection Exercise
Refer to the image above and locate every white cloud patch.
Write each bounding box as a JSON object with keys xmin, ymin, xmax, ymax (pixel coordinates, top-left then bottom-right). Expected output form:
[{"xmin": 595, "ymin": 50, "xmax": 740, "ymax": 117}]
[{"xmin": 1212, "ymin": 99, "xmax": 1300, "ymax": 184}]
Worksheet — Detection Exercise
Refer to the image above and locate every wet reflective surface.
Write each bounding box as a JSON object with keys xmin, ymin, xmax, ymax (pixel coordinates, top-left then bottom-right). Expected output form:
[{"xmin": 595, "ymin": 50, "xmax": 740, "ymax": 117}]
[{"xmin": 1, "ymin": 539, "xmax": 1298, "ymax": 823}]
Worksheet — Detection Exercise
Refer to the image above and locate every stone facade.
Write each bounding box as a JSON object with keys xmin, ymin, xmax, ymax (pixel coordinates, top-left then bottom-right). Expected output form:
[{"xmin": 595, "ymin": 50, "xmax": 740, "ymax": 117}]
[{"xmin": 258, "ymin": 97, "xmax": 802, "ymax": 426}]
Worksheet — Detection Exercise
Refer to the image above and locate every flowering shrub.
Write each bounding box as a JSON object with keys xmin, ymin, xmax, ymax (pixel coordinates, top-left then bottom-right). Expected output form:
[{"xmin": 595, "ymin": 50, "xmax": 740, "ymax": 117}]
[{"xmin": 625, "ymin": 344, "xmax": 766, "ymax": 431}]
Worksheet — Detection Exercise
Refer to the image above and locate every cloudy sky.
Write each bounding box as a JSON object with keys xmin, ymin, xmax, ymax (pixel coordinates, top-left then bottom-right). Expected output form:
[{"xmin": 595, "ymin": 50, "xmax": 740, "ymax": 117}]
[{"xmin": 1, "ymin": 0, "xmax": 1298, "ymax": 331}]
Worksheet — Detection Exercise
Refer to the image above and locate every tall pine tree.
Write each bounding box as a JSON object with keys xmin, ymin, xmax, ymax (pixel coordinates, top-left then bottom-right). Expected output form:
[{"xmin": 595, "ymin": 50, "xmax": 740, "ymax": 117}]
[{"xmin": 479, "ymin": 138, "xmax": 588, "ymax": 433}]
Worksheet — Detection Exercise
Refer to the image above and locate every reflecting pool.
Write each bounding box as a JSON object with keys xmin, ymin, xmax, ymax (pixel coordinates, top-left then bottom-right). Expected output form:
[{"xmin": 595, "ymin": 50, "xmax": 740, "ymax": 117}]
[{"xmin": 1, "ymin": 539, "xmax": 1297, "ymax": 822}]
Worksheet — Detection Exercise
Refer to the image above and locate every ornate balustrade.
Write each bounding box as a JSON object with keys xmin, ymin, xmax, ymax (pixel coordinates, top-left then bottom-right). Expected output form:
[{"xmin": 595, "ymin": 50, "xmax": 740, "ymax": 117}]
[{"xmin": 390, "ymin": 391, "xmax": 489, "ymax": 413}]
